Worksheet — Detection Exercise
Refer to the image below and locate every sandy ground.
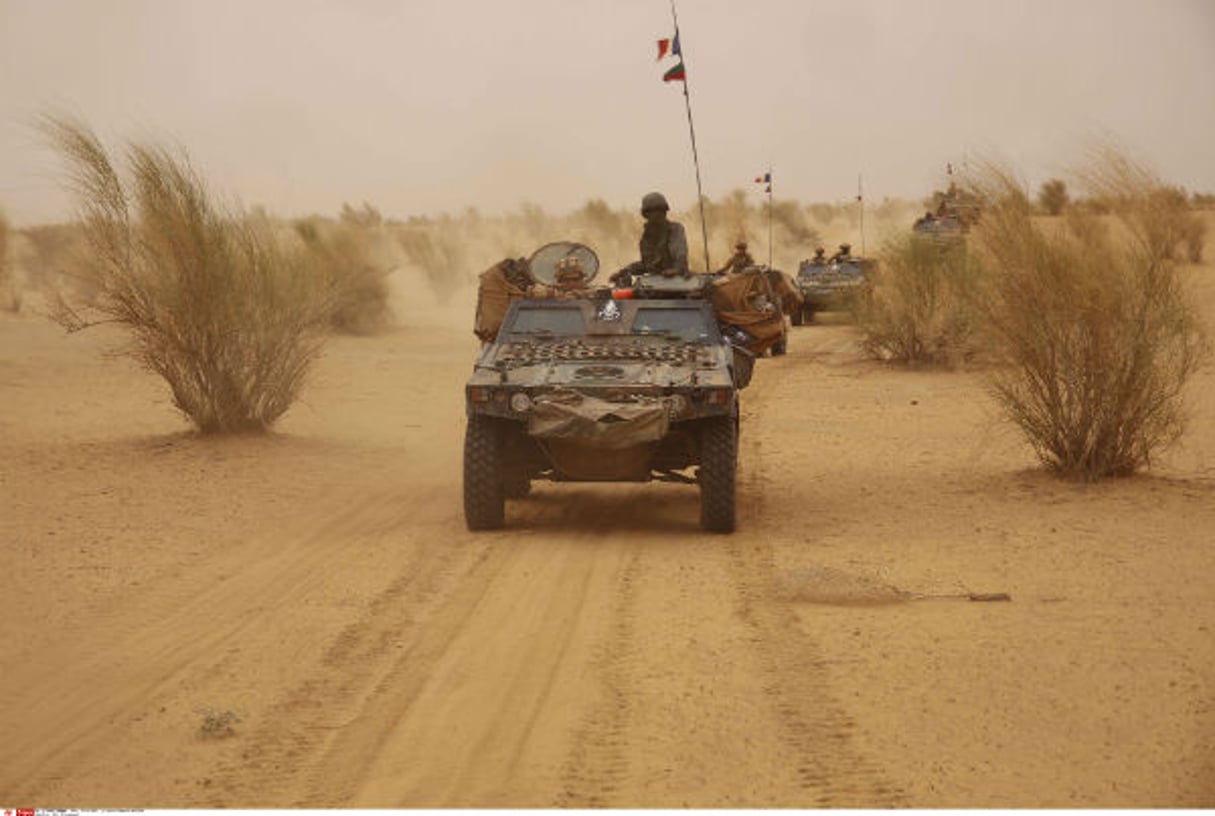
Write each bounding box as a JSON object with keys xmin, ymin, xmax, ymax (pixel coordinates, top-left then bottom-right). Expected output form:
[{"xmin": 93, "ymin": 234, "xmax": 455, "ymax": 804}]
[{"xmin": 1, "ymin": 264, "xmax": 1213, "ymax": 808}]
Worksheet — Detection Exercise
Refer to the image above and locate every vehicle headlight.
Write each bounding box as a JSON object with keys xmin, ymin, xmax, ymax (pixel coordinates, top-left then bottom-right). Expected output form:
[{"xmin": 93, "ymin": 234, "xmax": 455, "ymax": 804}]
[{"xmin": 510, "ymin": 392, "xmax": 533, "ymax": 413}]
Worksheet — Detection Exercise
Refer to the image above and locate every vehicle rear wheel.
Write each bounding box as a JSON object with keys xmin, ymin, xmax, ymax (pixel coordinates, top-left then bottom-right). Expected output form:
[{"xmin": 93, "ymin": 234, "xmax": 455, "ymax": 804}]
[
  {"xmin": 791, "ymin": 308, "xmax": 804, "ymax": 326},
  {"xmin": 771, "ymin": 335, "xmax": 787, "ymax": 356},
  {"xmin": 699, "ymin": 416, "xmax": 737, "ymax": 533},
  {"xmin": 464, "ymin": 415, "xmax": 505, "ymax": 530}
]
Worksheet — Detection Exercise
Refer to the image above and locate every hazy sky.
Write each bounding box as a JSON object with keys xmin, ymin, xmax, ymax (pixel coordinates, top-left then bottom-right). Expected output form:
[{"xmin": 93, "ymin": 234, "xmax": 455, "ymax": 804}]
[{"xmin": 2, "ymin": 0, "xmax": 1213, "ymax": 225}]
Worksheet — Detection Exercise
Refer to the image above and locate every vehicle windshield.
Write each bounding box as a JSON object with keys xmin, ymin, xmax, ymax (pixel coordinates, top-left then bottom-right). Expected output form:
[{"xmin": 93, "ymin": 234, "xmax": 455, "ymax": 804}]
[
  {"xmin": 506, "ymin": 306, "xmax": 587, "ymax": 336},
  {"xmin": 631, "ymin": 307, "xmax": 711, "ymax": 343}
]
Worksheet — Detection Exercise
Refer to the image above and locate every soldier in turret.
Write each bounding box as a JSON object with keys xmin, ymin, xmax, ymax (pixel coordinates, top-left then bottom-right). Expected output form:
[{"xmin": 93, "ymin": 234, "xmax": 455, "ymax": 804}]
[
  {"xmin": 638, "ymin": 191, "xmax": 689, "ymax": 278},
  {"xmin": 717, "ymin": 240, "xmax": 755, "ymax": 275},
  {"xmin": 829, "ymin": 243, "xmax": 853, "ymax": 263}
]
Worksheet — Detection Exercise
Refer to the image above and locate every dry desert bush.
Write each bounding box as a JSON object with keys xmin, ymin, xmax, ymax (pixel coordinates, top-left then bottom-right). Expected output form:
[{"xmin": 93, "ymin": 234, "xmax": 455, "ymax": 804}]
[
  {"xmin": 293, "ymin": 215, "xmax": 393, "ymax": 335},
  {"xmin": 42, "ymin": 115, "xmax": 332, "ymax": 434},
  {"xmin": 0, "ymin": 209, "xmax": 18, "ymax": 312},
  {"xmin": 968, "ymin": 154, "xmax": 1209, "ymax": 480},
  {"xmin": 856, "ymin": 233, "xmax": 986, "ymax": 367}
]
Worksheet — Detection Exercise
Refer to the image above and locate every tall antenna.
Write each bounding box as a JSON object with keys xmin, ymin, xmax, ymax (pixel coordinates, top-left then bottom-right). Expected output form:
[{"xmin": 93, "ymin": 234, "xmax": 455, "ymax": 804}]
[
  {"xmin": 767, "ymin": 165, "xmax": 774, "ymax": 269},
  {"xmin": 668, "ymin": 0, "xmax": 711, "ymax": 272},
  {"xmin": 857, "ymin": 173, "xmax": 865, "ymax": 256}
]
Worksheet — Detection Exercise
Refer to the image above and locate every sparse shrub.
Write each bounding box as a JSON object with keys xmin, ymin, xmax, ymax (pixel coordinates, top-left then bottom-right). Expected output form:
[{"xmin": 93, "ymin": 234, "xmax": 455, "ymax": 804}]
[
  {"xmin": 42, "ymin": 115, "xmax": 332, "ymax": 434},
  {"xmin": 294, "ymin": 216, "xmax": 393, "ymax": 335},
  {"xmin": 968, "ymin": 155, "xmax": 1208, "ymax": 480},
  {"xmin": 1179, "ymin": 215, "xmax": 1206, "ymax": 263},
  {"xmin": 856, "ymin": 233, "xmax": 985, "ymax": 367},
  {"xmin": 339, "ymin": 200, "xmax": 383, "ymax": 228},
  {"xmin": 395, "ymin": 220, "xmax": 470, "ymax": 302},
  {"xmin": 1037, "ymin": 178, "xmax": 1069, "ymax": 216},
  {"xmin": 0, "ymin": 209, "xmax": 18, "ymax": 312},
  {"xmin": 17, "ymin": 222, "xmax": 87, "ymax": 294}
]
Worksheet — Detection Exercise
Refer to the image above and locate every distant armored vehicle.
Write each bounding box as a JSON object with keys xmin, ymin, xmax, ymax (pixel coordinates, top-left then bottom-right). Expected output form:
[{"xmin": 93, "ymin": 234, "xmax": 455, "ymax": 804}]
[
  {"xmin": 793, "ymin": 247, "xmax": 877, "ymax": 324},
  {"xmin": 465, "ymin": 242, "xmax": 752, "ymax": 533}
]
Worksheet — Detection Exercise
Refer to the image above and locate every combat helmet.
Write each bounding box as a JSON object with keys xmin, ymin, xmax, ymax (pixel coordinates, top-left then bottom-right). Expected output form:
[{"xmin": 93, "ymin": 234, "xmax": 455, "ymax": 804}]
[{"xmin": 640, "ymin": 191, "xmax": 669, "ymax": 214}]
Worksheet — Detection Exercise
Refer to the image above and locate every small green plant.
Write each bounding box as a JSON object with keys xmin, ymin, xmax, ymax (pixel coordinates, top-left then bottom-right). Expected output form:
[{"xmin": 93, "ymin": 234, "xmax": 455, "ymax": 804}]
[
  {"xmin": 856, "ymin": 232, "xmax": 985, "ymax": 367},
  {"xmin": 968, "ymin": 154, "xmax": 1208, "ymax": 480},
  {"xmin": 42, "ymin": 115, "xmax": 332, "ymax": 433}
]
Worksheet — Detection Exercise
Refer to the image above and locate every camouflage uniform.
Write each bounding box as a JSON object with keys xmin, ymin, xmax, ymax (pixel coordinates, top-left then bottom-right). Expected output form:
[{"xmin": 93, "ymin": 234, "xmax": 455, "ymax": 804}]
[
  {"xmin": 718, "ymin": 244, "xmax": 755, "ymax": 275},
  {"xmin": 638, "ymin": 192, "xmax": 690, "ymax": 277},
  {"xmin": 501, "ymin": 257, "xmax": 532, "ymax": 290}
]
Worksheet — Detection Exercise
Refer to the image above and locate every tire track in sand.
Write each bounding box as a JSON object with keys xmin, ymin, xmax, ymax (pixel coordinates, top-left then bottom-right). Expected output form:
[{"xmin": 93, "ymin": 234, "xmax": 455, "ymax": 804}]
[
  {"xmin": 731, "ymin": 346, "xmax": 905, "ymax": 806},
  {"xmin": 0, "ymin": 487, "xmax": 440, "ymax": 802},
  {"xmin": 204, "ymin": 508, "xmax": 633, "ymax": 807}
]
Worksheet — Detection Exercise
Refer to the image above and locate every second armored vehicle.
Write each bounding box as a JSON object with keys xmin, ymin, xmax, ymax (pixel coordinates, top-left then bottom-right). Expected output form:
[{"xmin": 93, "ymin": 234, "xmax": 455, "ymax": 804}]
[{"xmin": 793, "ymin": 247, "xmax": 877, "ymax": 324}]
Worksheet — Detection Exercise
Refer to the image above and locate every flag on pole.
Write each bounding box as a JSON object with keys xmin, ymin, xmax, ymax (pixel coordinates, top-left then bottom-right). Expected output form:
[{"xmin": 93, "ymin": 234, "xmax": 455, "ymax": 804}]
[
  {"xmin": 755, "ymin": 172, "xmax": 771, "ymax": 192},
  {"xmin": 657, "ymin": 31, "xmax": 683, "ymax": 79}
]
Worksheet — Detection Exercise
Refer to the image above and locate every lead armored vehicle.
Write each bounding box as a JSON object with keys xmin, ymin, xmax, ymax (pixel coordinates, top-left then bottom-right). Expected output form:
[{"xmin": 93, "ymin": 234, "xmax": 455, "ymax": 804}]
[{"xmin": 465, "ymin": 241, "xmax": 752, "ymax": 533}]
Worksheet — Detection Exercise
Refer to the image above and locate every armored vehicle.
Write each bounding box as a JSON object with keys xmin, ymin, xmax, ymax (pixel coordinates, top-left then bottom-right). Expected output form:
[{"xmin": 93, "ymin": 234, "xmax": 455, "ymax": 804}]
[
  {"xmin": 465, "ymin": 242, "xmax": 752, "ymax": 533},
  {"xmin": 793, "ymin": 253, "xmax": 877, "ymax": 324}
]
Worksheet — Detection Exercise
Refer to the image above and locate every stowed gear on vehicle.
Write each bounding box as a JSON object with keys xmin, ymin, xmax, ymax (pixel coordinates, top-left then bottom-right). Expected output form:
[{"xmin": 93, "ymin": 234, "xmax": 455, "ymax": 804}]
[{"xmin": 464, "ymin": 241, "xmax": 754, "ymax": 533}]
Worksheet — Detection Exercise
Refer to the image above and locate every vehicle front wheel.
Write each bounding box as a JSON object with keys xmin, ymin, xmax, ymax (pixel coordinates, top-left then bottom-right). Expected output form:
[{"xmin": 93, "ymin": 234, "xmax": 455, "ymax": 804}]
[
  {"xmin": 464, "ymin": 415, "xmax": 505, "ymax": 530},
  {"xmin": 699, "ymin": 416, "xmax": 737, "ymax": 533}
]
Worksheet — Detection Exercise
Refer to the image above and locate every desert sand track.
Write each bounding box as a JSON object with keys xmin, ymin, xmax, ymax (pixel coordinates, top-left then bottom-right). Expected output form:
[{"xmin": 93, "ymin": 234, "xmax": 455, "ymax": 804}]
[{"xmin": 2, "ymin": 287, "xmax": 1213, "ymax": 807}]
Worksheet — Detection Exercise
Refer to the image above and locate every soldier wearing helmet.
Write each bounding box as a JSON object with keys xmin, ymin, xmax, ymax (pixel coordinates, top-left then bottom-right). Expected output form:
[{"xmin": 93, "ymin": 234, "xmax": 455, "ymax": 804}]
[
  {"xmin": 717, "ymin": 239, "xmax": 755, "ymax": 275},
  {"xmin": 637, "ymin": 192, "xmax": 690, "ymax": 278},
  {"xmin": 829, "ymin": 243, "xmax": 853, "ymax": 263}
]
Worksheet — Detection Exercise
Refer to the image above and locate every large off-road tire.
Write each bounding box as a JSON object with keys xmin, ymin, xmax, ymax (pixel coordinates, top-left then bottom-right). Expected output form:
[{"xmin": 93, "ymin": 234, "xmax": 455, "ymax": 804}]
[
  {"xmin": 699, "ymin": 416, "xmax": 737, "ymax": 533},
  {"xmin": 771, "ymin": 335, "xmax": 788, "ymax": 356},
  {"xmin": 500, "ymin": 424, "xmax": 532, "ymax": 499},
  {"xmin": 464, "ymin": 415, "xmax": 505, "ymax": 530},
  {"xmin": 502, "ymin": 464, "xmax": 531, "ymax": 499}
]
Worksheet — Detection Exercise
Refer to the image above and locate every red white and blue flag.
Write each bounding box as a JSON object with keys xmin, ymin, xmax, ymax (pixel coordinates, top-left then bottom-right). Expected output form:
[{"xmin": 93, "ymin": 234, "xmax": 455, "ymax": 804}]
[{"xmin": 657, "ymin": 32, "xmax": 684, "ymax": 81}]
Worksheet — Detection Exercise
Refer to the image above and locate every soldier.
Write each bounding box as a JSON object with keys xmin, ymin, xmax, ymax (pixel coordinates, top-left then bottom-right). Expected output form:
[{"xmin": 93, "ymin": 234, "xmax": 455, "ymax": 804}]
[
  {"xmin": 812, "ymin": 246, "xmax": 827, "ymax": 263},
  {"xmin": 717, "ymin": 240, "xmax": 755, "ymax": 275},
  {"xmin": 501, "ymin": 257, "xmax": 532, "ymax": 290},
  {"xmin": 554, "ymin": 255, "xmax": 588, "ymax": 292},
  {"xmin": 638, "ymin": 191, "xmax": 690, "ymax": 278},
  {"xmin": 829, "ymin": 243, "xmax": 852, "ymax": 263}
]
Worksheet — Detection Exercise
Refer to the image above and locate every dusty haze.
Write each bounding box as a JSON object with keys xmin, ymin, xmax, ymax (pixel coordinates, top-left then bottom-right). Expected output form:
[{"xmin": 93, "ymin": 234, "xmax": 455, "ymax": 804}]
[{"xmin": 2, "ymin": 0, "xmax": 1214, "ymax": 225}]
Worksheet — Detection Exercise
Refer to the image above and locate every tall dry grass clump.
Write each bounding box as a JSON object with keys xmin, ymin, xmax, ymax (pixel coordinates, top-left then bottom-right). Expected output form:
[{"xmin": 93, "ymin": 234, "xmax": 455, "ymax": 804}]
[
  {"xmin": 857, "ymin": 233, "xmax": 985, "ymax": 367},
  {"xmin": 43, "ymin": 116, "xmax": 332, "ymax": 433},
  {"xmin": 968, "ymin": 153, "xmax": 1208, "ymax": 480},
  {"xmin": 294, "ymin": 215, "xmax": 393, "ymax": 335},
  {"xmin": 0, "ymin": 209, "xmax": 18, "ymax": 312}
]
